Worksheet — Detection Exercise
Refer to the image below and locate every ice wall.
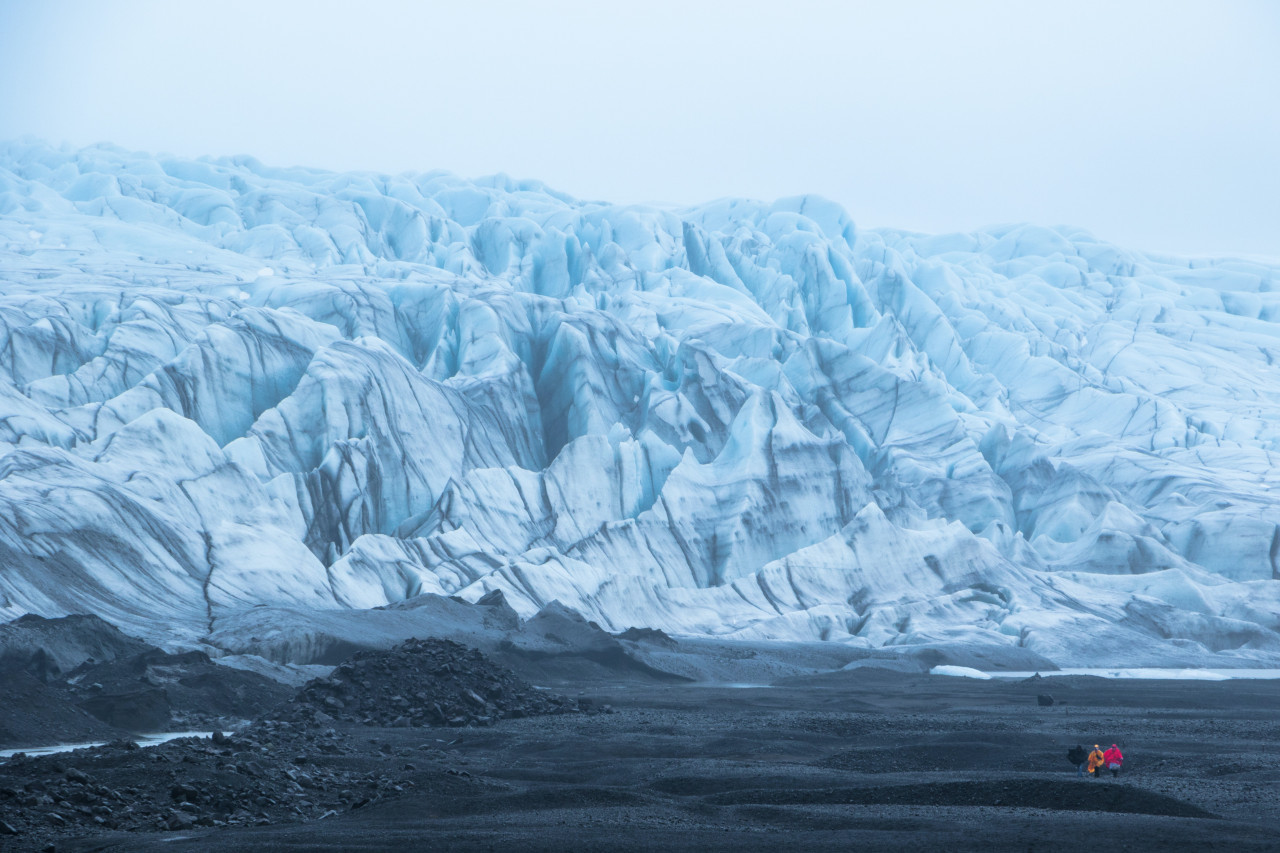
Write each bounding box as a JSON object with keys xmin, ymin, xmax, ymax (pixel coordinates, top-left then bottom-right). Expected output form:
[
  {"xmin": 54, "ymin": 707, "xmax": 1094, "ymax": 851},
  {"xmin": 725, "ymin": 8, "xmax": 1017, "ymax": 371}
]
[{"xmin": 0, "ymin": 140, "xmax": 1278, "ymax": 665}]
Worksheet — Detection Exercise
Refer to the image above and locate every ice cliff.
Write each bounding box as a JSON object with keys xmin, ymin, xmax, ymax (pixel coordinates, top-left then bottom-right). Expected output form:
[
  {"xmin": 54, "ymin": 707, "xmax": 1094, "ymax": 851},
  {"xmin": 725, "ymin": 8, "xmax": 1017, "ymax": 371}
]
[{"xmin": 1, "ymin": 139, "xmax": 1278, "ymax": 667}]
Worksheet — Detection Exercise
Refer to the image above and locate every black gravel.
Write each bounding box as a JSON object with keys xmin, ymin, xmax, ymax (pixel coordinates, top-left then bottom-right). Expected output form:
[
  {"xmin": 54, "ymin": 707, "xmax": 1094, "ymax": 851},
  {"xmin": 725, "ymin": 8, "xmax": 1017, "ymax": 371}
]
[
  {"xmin": 0, "ymin": 722, "xmax": 480, "ymax": 848},
  {"xmin": 270, "ymin": 638, "xmax": 590, "ymax": 729},
  {"xmin": 700, "ymin": 779, "xmax": 1217, "ymax": 818},
  {"xmin": 4, "ymin": 643, "xmax": 1280, "ymax": 852},
  {"xmin": 0, "ymin": 637, "xmax": 588, "ymax": 850}
]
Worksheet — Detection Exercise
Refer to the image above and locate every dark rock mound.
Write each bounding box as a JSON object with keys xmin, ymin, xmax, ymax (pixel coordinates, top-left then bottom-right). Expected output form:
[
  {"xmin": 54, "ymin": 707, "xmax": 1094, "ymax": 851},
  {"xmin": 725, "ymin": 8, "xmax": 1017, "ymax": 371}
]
[
  {"xmin": 496, "ymin": 602, "xmax": 688, "ymax": 684},
  {"xmin": 271, "ymin": 638, "xmax": 583, "ymax": 728},
  {"xmin": 0, "ymin": 649, "xmax": 293, "ymax": 748},
  {"xmin": 77, "ymin": 686, "xmax": 172, "ymax": 731},
  {"xmin": 66, "ymin": 649, "xmax": 292, "ymax": 731},
  {"xmin": 0, "ymin": 613, "xmax": 153, "ymax": 682},
  {"xmin": 470, "ymin": 588, "xmax": 520, "ymax": 630},
  {"xmin": 615, "ymin": 626, "xmax": 679, "ymax": 648},
  {"xmin": 504, "ymin": 601, "xmax": 623, "ymax": 656},
  {"xmin": 0, "ymin": 667, "xmax": 128, "ymax": 748},
  {"xmin": 0, "ymin": 615, "xmax": 289, "ymax": 744}
]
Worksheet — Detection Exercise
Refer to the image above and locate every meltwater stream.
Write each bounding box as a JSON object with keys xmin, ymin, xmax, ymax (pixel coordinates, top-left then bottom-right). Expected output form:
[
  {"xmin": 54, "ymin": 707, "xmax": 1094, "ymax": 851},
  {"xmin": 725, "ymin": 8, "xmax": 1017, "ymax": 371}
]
[{"xmin": 0, "ymin": 731, "xmax": 215, "ymax": 760}]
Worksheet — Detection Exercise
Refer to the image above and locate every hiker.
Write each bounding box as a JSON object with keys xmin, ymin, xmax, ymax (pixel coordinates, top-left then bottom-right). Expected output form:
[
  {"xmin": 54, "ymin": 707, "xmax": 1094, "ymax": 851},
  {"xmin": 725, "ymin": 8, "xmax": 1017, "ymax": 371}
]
[
  {"xmin": 1103, "ymin": 743, "xmax": 1124, "ymax": 778},
  {"xmin": 1067, "ymin": 744, "xmax": 1087, "ymax": 776},
  {"xmin": 1087, "ymin": 744, "xmax": 1105, "ymax": 778}
]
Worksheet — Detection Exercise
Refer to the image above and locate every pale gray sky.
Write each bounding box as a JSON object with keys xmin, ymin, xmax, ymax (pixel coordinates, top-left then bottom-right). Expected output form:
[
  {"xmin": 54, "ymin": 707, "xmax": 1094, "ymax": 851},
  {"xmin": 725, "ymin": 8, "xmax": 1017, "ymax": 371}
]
[{"xmin": 2, "ymin": 0, "xmax": 1277, "ymax": 256}]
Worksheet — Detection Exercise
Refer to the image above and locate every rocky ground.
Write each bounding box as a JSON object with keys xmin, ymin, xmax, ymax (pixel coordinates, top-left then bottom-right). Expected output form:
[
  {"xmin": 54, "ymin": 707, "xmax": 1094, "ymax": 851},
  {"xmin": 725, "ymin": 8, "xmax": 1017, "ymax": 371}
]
[
  {"xmin": 0, "ymin": 636, "xmax": 593, "ymax": 850},
  {"xmin": 0, "ymin": 658, "xmax": 1277, "ymax": 852},
  {"xmin": 0, "ymin": 723, "xmax": 457, "ymax": 839}
]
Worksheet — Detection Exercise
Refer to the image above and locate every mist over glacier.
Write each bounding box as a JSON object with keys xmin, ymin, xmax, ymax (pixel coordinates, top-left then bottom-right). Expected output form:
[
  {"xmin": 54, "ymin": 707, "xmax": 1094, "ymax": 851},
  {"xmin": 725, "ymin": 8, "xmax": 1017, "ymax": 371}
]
[{"xmin": 1, "ymin": 140, "xmax": 1278, "ymax": 668}]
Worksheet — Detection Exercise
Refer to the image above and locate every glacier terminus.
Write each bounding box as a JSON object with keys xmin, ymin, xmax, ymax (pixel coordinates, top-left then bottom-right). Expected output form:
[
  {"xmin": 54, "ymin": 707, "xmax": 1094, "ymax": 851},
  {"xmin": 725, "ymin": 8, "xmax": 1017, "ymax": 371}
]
[{"xmin": 1, "ymin": 140, "xmax": 1279, "ymax": 671}]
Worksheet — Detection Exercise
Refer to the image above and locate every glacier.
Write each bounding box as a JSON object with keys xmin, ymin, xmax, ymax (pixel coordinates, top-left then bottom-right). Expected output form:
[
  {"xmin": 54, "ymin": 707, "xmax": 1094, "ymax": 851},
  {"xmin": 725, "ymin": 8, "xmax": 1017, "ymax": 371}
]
[{"xmin": 1, "ymin": 139, "xmax": 1279, "ymax": 669}]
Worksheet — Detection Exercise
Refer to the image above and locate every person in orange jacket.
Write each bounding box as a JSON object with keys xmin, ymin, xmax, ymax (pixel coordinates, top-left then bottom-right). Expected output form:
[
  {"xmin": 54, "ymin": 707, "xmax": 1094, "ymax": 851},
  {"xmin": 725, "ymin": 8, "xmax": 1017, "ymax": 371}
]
[
  {"xmin": 1103, "ymin": 743, "xmax": 1124, "ymax": 778},
  {"xmin": 1087, "ymin": 745, "xmax": 1106, "ymax": 778}
]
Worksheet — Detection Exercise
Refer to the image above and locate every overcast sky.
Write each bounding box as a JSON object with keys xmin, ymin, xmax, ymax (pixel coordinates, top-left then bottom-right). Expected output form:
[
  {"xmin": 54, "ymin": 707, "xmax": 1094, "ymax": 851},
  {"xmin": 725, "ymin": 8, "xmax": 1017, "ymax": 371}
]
[{"xmin": 1, "ymin": 0, "xmax": 1277, "ymax": 257}]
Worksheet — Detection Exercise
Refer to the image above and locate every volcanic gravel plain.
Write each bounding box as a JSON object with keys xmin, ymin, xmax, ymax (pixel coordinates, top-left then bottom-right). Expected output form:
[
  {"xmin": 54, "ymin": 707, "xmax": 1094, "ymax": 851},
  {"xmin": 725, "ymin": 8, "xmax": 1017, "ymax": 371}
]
[{"xmin": 3, "ymin": 638, "xmax": 1280, "ymax": 853}]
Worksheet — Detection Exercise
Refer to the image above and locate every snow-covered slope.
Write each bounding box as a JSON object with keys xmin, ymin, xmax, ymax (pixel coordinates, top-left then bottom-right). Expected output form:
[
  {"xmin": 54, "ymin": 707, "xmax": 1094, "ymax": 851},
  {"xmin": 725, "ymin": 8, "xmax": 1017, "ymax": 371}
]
[{"xmin": 1, "ymin": 140, "xmax": 1278, "ymax": 667}]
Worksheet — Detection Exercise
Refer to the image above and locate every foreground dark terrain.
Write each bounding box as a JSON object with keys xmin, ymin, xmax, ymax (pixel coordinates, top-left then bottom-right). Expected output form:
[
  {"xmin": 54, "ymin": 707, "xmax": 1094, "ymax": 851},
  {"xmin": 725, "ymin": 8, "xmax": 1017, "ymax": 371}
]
[{"xmin": 4, "ymin": 661, "xmax": 1279, "ymax": 852}]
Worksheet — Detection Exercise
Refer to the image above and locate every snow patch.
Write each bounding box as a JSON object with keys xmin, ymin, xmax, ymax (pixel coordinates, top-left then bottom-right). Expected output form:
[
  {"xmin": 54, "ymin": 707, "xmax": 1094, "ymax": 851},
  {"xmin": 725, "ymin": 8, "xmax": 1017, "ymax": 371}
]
[{"xmin": 930, "ymin": 665, "xmax": 993, "ymax": 679}]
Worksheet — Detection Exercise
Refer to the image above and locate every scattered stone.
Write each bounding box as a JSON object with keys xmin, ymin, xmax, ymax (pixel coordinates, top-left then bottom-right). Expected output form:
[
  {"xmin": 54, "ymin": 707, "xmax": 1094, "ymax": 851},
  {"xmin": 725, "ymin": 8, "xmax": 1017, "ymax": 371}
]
[
  {"xmin": 171, "ymin": 783, "xmax": 200, "ymax": 803},
  {"xmin": 1037, "ymin": 694, "xmax": 1055, "ymax": 707}
]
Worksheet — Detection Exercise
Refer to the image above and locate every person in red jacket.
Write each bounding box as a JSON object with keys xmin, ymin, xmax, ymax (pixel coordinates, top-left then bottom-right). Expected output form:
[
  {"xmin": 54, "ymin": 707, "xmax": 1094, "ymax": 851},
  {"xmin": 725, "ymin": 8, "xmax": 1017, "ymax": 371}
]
[{"xmin": 1103, "ymin": 744, "xmax": 1124, "ymax": 778}]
